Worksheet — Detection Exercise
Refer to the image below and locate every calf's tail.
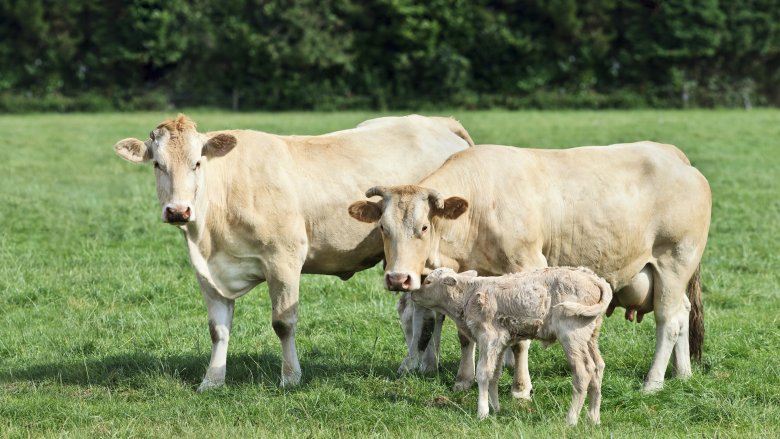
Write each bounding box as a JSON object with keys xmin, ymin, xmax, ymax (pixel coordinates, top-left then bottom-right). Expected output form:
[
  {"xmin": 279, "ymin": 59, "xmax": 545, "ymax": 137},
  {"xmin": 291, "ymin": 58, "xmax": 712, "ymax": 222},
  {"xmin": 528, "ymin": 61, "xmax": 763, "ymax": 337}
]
[
  {"xmin": 555, "ymin": 276, "xmax": 613, "ymax": 318},
  {"xmin": 688, "ymin": 265, "xmax": 704, "ymax": 362}
]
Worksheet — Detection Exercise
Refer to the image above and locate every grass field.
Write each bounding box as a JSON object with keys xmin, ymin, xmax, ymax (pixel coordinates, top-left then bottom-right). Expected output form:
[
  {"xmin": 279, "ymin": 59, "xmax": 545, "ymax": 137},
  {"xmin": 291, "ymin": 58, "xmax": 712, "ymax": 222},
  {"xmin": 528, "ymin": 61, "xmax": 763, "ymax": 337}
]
[{"xmin": 0, "ymin": 110, "xmax": 778, "ymax": 437}]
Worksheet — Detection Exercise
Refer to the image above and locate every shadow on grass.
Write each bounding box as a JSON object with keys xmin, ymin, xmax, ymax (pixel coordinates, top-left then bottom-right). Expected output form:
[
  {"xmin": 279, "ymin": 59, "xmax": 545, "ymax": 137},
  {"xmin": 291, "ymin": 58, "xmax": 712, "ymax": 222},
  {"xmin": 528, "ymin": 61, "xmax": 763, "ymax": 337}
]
[{"xmin": 0, "ymin": 350, "xmax": 401, "ymax": 392}]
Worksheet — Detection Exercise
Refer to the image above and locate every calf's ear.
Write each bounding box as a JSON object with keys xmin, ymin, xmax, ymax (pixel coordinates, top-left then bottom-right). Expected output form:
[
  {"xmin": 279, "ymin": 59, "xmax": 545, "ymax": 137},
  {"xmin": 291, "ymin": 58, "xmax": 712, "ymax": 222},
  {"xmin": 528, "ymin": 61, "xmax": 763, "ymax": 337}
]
[
  {"xmin": 114, "ymin": 138, "xmax": 151, "ymax": 164},
  {"xmin": 348, "ymin": 200, "xmax": 383, "ymax": 223},
  {"xmin": 442, "ymin": 275, "xmax": 457, "ymax": 286},
  {"xmin": 433, "ymin": 196, "xmax": 468, "ymax": 220},
  {"xmin": 203, "ymin": 133, "xmax": 237, "ymax": 157}
]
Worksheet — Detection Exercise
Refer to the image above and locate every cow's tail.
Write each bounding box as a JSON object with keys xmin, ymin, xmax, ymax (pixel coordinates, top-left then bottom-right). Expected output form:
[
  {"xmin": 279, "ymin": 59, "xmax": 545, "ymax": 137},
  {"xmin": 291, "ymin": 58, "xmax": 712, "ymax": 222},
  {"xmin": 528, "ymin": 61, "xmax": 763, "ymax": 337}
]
[
  {"xmin": 688, "ymin": 264, "xmax": 704, "ymax": 362},
  {"xmin": 434, "ymin": 116, "xmax": 475, "ymax": 147},
  {"xmin": 555, "ymin": 276, "xmax": 613, "ymax": 318}
]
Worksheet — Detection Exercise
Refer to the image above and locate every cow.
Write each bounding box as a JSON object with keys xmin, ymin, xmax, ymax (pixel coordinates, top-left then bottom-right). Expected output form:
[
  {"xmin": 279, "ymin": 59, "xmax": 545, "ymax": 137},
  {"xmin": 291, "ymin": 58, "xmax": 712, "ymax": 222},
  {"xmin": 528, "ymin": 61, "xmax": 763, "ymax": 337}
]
[
  {"xmin": 348, "ymin": 142, "xmax": 711, "ymax": 394},
  {"xmin": 415, "ymin": 267, "xmax": 611, "ymax": 424},
  {"xmin": 112, "ymin": 114, "xmax": 473, "ymax": 390}
]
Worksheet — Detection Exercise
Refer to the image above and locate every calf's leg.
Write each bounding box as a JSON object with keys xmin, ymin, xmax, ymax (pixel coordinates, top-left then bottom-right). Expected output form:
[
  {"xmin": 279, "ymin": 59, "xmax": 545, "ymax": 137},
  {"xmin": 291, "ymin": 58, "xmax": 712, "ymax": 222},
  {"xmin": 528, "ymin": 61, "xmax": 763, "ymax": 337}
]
[
  {"xmin": 510, "ymin": 340, "xmax": 533, "ymax": 400},
  {"xmin": 587, "ymin": 325, "xmax": 605, "ymax": 425},
  {"xmin": 476, "ymin": 338, "xmax": 502, "ymax": 419},
  {"xmin": 560, "ymin": 333, "xmax": 593, "ymax": 426},
  {"xmin": 197, "ymin": 284, "xmax": 235, "ymax": 392}
]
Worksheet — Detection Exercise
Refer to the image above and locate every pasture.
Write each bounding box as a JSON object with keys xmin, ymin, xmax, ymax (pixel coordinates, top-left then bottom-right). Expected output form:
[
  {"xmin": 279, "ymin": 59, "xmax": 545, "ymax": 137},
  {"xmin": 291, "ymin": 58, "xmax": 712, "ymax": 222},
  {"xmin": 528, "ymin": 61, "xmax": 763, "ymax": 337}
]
[{"xmin": 0, "ymin": 110, "xmax": 778, "ymax": 437}]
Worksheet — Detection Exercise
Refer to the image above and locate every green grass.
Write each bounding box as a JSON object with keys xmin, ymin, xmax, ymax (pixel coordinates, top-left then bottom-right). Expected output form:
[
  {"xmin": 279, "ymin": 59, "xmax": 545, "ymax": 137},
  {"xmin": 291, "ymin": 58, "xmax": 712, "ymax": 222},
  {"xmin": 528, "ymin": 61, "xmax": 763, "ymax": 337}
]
[{"xmin": 1, "ymin": 110, "xmax": 778, "ymax": 437}]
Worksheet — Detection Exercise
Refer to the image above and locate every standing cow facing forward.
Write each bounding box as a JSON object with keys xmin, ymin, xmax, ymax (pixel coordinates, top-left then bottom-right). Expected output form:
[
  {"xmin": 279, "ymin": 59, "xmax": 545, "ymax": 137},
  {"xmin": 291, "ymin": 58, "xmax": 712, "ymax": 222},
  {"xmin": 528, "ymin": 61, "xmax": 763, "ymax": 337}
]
[
  {"xmin": 113, "ymin": 114, "xmax": 472, "ymax": 390},
  {"xmin": 416, "ymin": 267, "xmax": 611, "ymax": 424},
  {"xmin": 349, "ymin": 142, "xmax": 711, "ymax": 394}
]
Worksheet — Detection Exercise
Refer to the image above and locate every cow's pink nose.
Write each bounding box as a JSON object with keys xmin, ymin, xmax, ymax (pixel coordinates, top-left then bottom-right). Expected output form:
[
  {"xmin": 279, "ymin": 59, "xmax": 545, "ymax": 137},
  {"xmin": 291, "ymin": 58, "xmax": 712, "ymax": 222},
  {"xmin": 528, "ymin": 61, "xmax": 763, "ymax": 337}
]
[
  {"xmin": 385, "ymin": 272, "xmax": 413, "ymax": 291},
  {"xmin": 165, "ymin": 206, "xmax": 192, "ymax": 223}
]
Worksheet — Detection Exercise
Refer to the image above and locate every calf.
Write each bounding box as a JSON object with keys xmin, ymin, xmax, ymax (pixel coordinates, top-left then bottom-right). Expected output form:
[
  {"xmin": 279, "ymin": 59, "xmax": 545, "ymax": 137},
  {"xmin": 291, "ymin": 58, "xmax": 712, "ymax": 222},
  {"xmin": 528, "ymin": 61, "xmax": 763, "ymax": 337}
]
[{"xmin": 415, "ymin": 267, "xmax": 612, "ymax": 424}]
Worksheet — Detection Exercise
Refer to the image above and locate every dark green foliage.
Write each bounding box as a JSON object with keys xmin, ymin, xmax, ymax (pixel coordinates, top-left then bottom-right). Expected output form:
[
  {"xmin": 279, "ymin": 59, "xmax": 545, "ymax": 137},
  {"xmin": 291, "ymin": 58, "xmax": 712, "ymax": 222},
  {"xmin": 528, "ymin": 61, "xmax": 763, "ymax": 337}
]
[{"xmin": 0, "ymin": 0, "xmax": 779, "ymax": 110}]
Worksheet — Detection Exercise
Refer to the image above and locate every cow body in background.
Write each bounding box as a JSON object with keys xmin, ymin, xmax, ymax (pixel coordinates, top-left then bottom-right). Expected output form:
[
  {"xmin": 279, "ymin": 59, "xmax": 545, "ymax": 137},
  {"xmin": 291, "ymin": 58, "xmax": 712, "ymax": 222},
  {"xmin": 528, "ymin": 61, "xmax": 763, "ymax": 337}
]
[{"xmin": 113, "ymin": 114, "xmax": 473, "ymax": 390}]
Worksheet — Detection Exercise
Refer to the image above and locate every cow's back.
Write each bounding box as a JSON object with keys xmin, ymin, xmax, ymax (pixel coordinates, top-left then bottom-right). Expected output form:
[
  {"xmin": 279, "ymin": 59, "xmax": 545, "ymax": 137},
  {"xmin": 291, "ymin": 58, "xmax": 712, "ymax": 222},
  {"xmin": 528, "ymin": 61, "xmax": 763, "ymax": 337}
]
[
  {"xmin": 212, "ymin": 115, "xmax": 472, "ymax": 277},
  {"xmin": 423, "ymin": 142, "xmax": 711, "ymax": 289}
]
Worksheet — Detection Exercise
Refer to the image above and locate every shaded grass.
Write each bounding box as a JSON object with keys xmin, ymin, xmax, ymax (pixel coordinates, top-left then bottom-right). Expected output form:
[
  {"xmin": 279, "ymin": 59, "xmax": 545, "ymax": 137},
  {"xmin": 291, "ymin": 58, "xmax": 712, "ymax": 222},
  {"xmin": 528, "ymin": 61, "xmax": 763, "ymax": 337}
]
[{"xmin": 0, "ymin": 110, "xmax": 778, "ymax": 437}]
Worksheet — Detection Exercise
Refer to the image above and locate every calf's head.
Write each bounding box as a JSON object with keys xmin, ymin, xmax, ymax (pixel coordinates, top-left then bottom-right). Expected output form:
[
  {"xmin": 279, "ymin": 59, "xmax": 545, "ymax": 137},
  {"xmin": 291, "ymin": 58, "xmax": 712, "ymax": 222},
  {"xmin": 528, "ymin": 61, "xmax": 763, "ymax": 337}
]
[
  {"xmin": 113, "ymin": 114, "xmax": 236, "ymax": 225},
  {"xmin": 347, "ymin": 185, "xmax": 468, "ymax": 291},
  {"xmin": 413, "ymin": 267, "xmax": 477, "ymax": 308}
]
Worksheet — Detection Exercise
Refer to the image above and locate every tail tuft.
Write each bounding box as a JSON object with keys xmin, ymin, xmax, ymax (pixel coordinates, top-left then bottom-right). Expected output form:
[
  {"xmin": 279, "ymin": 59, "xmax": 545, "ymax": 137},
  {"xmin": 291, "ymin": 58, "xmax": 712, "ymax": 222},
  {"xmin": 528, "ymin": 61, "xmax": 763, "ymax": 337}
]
[{"xmin": 688, "ymin": 265, "xmax": 704, "ymax": 362}]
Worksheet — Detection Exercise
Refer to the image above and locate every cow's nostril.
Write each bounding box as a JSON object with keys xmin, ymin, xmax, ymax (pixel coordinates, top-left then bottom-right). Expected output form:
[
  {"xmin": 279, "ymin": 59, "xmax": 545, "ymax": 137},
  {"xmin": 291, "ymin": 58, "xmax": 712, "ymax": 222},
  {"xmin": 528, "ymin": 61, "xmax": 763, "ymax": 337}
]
[{"xmin": 402, "ymin": 275, "xmax": 412, "ymax": 289}]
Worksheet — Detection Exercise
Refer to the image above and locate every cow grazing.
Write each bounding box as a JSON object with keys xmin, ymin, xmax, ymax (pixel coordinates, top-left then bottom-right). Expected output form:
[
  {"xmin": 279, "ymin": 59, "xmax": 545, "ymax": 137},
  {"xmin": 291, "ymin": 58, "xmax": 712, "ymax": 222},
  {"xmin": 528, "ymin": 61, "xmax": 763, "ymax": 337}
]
[
  {"xmin": 113, "ymin": 114, "xmax": 473, "ymax": 390},
  {"xmin": 348, "ymin": 142, "xmax": 711, "ymax": 393},
  {"xmin": 416, "ymin": 267, "xmax": 611, "ymax": 424}
]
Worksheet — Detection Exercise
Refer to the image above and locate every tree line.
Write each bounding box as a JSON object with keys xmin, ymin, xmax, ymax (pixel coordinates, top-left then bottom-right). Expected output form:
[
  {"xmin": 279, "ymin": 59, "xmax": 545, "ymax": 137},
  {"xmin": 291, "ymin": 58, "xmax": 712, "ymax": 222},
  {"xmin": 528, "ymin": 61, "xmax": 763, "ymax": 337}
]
[{"xmin": 1, "ymin": 0, "xmax": 778, "ymax": 111}]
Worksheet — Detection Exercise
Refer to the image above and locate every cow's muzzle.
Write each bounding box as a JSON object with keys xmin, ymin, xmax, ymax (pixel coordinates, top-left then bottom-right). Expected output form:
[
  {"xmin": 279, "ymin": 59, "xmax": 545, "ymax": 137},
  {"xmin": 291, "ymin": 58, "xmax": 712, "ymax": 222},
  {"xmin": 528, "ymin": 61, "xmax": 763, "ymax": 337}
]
[
  {"xmin": 164, "ymin": 205, "xmax": 192, "ymax": 224},
  {"xmin": 385, "ymin": 272, "xmax": 417, "ymax": 292}
]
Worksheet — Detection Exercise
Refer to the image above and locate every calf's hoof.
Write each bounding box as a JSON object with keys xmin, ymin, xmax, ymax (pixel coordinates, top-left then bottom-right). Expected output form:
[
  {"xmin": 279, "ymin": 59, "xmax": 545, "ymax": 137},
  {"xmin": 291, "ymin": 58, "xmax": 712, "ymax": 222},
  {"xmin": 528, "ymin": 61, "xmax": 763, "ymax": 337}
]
[
  {"xmin": 196, "ymin": 378, "xmax": 225, "ymax": 393},
  {"xmin": 477, "ymin": 409, "xmax": 490, "ymax": 420},
  {"xmin": 566, "ymin": 414, "xmax": 579, "ymax": 426}
]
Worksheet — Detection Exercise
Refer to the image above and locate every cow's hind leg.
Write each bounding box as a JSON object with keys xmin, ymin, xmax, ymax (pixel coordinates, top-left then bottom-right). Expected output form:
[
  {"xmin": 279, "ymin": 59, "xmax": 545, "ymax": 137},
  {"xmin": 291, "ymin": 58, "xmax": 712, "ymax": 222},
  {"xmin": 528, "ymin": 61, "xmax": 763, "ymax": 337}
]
[
  {"xmin": 643, "ymin": 259, "xmax": 697, "ymax": 392},
  {"xmin": 197, "ymin": 284, "xmax": 235, "ymax": 392},
  {"xmin": 267, "ymin": 263, "xmax": 304, "ymax": 387}
]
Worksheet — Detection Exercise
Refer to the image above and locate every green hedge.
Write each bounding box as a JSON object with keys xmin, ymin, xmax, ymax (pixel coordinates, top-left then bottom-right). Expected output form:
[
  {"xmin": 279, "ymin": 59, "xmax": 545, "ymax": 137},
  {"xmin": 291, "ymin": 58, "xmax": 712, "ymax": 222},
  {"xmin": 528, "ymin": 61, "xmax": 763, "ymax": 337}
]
[{"xmin": 1, "ymin": 0, "xmax": 778, "ymax": 111}]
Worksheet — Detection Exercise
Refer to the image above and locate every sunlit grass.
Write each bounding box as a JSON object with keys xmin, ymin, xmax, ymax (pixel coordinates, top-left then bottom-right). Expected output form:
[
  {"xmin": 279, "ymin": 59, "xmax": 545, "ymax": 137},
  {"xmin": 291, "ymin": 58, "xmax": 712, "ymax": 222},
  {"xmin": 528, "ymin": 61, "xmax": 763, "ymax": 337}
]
[{"xmin": 0, "ymin": 110, "xmax": 778, "ymax": 437}]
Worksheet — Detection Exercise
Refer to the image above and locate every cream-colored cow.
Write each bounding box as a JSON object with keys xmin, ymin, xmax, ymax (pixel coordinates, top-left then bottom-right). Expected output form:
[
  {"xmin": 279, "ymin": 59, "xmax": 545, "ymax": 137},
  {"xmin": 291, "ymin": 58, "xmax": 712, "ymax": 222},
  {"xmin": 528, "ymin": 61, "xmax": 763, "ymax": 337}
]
[
  {"xmin": 113, "ymin": 114, "xmax": 472, "ymax": 390},
  {"xmin": 349, "ymin": 142, "xmax": 711, "ymax": 394}
]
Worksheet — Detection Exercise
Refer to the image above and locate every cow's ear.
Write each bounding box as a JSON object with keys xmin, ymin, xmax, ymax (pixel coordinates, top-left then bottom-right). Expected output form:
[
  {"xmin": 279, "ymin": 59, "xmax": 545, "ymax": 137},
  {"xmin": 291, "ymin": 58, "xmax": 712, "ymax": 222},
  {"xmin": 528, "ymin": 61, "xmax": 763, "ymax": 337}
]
[
  {"xmin": 203, "ymin": 133, "xmax": 237, "ymax": 157},
  {"xmin": 442, "ymin": 275, "xmax": 457, "ymax": 286},
  {"xmin": 348, "ymin": 200, "xmax": 383, "ymax": 223},
  {"xmin": 114, "ymin": 138, "xmax": 151, "ymax": 164},
  {"xmin": 460, "ymin": 270, "xmax": 478, "ymax": 278},
  {"xmin": 433, "ymin": 196, "xmax": 468, "ymax": 220}
]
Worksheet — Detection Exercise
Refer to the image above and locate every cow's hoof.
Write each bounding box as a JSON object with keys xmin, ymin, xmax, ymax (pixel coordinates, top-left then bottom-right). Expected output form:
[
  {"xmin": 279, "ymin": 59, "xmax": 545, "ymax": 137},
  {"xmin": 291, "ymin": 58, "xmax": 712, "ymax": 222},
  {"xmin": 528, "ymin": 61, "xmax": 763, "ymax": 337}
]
[
  {"xmin": 196, "ymin": 378, "xmax": 225, "ymax": 393},
  {"xmin": 453, "ymin": 380, "xmax": 474, "ymax": 392},
  {"xmin": 280, "ymin": 370, "xmax": 302, "ymax": 388},
  {"xmin": 477, "ymin": 410, "xmax": 490, "ymax": 420},
  {"xmin": 511, "ymin": 387, "xmax": 532, "ymax": 401},
  {"xmin": 642, "ymin": 380, "xmax": 664, "ymax": 394},
  {"xmin": 397, "ymin": 356, "xmax": 419, "ymax": 375},
  {"xmin": 418, "ymin": 358, "xmax": 439, "ymax": 375}
]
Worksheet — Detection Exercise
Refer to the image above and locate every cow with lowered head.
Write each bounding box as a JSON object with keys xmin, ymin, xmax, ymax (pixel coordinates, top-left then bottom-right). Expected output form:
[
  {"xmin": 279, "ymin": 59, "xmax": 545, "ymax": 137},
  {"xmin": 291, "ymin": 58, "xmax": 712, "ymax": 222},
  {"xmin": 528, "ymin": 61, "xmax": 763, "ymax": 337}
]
[{"xmin": 349, "ymin": 142, "xmax": 711, "ymax": 394}]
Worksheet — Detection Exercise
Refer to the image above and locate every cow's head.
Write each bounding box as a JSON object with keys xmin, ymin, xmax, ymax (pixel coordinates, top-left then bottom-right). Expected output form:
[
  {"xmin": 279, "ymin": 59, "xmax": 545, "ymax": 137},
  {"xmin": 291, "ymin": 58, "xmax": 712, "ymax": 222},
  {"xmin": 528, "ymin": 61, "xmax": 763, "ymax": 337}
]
[
  {"xmin": 113, "ymin": 114, "xmax": 236, "ymax": 225},
  {"xmin": 347, "ymin": 185, "xmax": 468, "ymax": 291}
]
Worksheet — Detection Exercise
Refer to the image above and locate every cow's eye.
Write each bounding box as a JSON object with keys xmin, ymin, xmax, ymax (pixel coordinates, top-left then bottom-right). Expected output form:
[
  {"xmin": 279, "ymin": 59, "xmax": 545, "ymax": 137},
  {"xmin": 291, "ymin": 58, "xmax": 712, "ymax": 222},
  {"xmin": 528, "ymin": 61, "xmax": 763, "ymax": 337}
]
[
  {"xmin": 421, "ymin": 225, "xmax": 429, "ymax": 233},
  {"xmin": 194, "ymin": 161, "xmax": 201, "ymax": 171}
]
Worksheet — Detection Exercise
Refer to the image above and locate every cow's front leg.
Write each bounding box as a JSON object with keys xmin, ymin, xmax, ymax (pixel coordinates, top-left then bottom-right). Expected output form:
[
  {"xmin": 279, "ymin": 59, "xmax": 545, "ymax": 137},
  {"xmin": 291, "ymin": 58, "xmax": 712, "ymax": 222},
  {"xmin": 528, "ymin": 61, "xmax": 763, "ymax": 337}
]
[
  {"xmin": 267, "ymin": 263, "xmax": 304, "ymax": 387},
  {"xmin": 398, "ymin": 303, "xmax": 436, "ymax": 374},
  {"xmin": 197, "ymin": 285, "xmax": 235, "ymax": 392},
  {"xmin": 420, "ymin": 312, "xmax": 444, "ymax": 373}
]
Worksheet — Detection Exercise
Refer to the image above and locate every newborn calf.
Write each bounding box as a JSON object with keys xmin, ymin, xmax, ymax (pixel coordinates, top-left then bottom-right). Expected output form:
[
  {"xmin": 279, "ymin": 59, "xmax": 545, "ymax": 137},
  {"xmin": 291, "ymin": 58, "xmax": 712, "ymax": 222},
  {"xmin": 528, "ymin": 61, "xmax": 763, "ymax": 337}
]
[{"xmin": 415, "ymin": 267, "xmax": 612, "ymax": 424}]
